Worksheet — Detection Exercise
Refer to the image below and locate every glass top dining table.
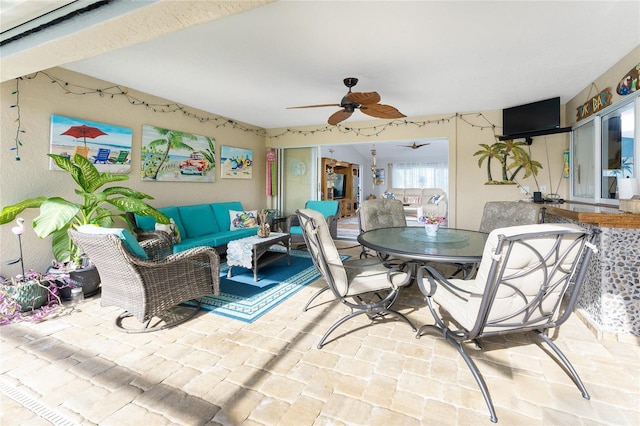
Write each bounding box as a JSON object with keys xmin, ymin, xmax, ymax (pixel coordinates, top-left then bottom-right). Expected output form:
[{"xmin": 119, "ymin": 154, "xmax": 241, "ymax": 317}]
[{"xmin": 357, "ymin": 226, "xmax": 489, "ymax": 263}]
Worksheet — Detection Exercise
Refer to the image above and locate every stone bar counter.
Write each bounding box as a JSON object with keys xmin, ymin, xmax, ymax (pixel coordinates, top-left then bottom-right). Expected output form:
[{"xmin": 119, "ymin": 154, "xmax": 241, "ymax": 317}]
[{"xmin": 542, "ymin": 201, "xmax": 640, "ymax": 342}]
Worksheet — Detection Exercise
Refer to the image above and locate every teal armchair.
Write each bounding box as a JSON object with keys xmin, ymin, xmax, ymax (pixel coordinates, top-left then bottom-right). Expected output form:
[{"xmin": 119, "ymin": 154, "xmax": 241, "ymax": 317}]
[{"xmin": 286, "ymin": 200, "xmax": 340, "ymax": 246}]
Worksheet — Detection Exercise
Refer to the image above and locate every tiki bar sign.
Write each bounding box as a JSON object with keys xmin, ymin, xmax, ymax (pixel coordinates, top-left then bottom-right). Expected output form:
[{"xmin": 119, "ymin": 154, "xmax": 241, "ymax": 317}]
[{"xmin": 576, "ymin": 87, "xmax": 612, "ymax": 121}]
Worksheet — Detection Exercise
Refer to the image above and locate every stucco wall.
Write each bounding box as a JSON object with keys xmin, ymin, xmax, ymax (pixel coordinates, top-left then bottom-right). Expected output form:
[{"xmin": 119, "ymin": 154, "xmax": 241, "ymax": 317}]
[{"xmin": 0, "ymin": 67, "xmax": 266, "ymax": 277}]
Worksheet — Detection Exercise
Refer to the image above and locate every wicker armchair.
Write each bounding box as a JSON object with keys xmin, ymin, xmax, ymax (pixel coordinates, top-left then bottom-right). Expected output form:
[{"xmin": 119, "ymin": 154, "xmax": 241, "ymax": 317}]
[{"xmin": 69, "ymin": 229, "xmax": 219, "ymax": 332}]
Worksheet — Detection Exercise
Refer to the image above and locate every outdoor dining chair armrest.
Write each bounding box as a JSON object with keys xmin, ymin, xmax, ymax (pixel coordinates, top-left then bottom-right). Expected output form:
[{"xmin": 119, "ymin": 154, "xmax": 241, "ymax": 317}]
[{"xmin": 417, "ymin": 264, "xmax": 476, "ymax": 299}]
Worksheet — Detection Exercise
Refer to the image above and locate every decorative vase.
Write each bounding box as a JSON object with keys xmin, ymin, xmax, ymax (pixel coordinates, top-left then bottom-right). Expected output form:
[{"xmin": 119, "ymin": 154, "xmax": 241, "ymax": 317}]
[
  {"xmin": 257, "ymin": 210, "xmax": 271, "ymax": 238},
  {"xmin": 425, "ymin": 224, "xmax": 439, "ymax": 236},
  {"xmin": 258, "ymin": 223, "xmax": 271, "ymax": 238}
]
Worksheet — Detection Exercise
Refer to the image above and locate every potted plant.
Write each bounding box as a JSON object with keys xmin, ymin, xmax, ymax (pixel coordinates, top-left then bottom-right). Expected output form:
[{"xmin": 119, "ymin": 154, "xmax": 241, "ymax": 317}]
[
  {"xmin": 1, "ymin": 154, "xmax": 169, "ymax": 293},
  {"xmin": 0, "ymin": 270, "xmax": 64, "ymax": 324}
]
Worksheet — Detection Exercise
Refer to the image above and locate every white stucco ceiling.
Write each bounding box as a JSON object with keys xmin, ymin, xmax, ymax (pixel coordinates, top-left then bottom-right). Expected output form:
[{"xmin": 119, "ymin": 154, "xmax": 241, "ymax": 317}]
[{"xmin": 2, "ymin": 1, "xmax": 639, "ymax": 131}]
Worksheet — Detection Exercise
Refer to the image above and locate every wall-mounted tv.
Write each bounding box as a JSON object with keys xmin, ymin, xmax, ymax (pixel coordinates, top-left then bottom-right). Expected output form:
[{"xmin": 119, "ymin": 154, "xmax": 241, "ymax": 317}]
[
  {"xmin": 501, "ymin": 96, "xmax": 570, "ymax": 143},
  {"xmin": 333, "ymin": 173, "xmax": 347, "ymax": 199}
]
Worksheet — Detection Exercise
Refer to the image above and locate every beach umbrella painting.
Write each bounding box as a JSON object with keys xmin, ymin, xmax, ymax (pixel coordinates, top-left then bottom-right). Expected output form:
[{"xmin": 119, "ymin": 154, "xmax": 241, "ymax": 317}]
[{"xmin": 61, "ymin": 124, "xmax": 107, "ymax": 147}]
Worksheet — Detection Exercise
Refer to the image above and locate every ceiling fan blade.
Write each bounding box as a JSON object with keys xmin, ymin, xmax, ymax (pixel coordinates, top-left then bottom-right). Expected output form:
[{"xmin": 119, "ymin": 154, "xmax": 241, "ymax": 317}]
[
  {"xmin": 328, "ymin": 109, "xmax": 352, "ymax": 125},
  {"xmin": 346, "ymin": 91, "xmax": 381, "ymax": 105},
  {"xmin": 287, "ymin": 103, "xmax": 341, "ymax": 109},
  {"xmin": 359, "ymin": 103, "xmax": 406, "ymax": 119}
]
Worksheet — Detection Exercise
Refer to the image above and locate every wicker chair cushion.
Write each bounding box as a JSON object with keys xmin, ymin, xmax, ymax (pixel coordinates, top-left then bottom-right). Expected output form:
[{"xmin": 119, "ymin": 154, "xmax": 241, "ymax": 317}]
[{"xmin": 76, "ymin": 225, "xmax": 148, "ymax": 259}]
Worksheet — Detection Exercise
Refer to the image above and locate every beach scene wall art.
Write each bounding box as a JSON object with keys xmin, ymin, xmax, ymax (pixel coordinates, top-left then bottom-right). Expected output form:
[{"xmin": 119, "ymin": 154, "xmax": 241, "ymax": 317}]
[
  {"xmin": 220, "ymin": 145, "xmax": 253, "ymax": 179},
  {"xmin": 141, "ymin": 125, "xmax": 216, "ymax": 182},
  {"xmin": 49, "ymin": 115, "xmax": 133, "ymax": 174}
]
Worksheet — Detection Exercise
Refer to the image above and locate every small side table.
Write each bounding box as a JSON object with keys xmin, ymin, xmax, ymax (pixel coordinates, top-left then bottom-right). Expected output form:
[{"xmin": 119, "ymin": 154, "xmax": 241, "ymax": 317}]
[{"xmin": 266, "ymin": 215, "xmax": 288, "ymax": 233}]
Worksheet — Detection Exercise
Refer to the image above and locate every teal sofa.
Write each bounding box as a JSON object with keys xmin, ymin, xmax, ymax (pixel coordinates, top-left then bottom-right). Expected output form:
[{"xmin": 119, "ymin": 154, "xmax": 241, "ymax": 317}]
[{"xmin": 132, "ymin": 201, "xmax": 258, "ymax": 254}]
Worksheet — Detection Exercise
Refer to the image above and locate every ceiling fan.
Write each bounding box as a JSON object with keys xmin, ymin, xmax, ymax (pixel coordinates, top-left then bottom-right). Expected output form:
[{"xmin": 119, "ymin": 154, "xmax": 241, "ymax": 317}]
[
  {"xmin": 287, "ymin": 77, "xmax": 406, "ymax": 125},
  {"xmin": 400, "ymin": 142, "xmax": 431, "ymax": 149}
]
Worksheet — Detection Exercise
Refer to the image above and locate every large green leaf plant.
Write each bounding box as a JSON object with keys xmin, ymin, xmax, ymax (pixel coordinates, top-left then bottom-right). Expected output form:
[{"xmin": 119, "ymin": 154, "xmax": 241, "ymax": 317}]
[{"xmin": 1, "ymin": 154, "xmax": 169, "ymax": 264}]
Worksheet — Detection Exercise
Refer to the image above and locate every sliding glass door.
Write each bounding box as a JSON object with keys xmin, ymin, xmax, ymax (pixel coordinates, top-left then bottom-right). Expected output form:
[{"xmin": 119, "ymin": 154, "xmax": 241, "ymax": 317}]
[{"xmin": 278, "ymin": 147, "xmax": 318, "ymax": 216}]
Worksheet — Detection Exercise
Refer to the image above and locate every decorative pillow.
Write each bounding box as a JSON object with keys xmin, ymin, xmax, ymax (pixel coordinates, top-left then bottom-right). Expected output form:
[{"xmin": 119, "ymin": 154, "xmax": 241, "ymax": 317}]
[
  {"xmin": 155, "ymin": 218, "xmax": 181, "ymax": 243},
  {"xmin": 429, "ymin": 194, "xmax": 444, "ymax": 204},
  {"xmin": 404, "ymin": 196, "xmax": 421, "ymax": 204},
  {"xmin": 383, "ymin": 192, "xmax": 395, "ymax": 200},
  {"xmin": 229, "ymin": 210, "xmax": 259, "ymax": 230},
  {"xmin": 77, "ymin": 225, "xmax": 148, "ymax": 259}
]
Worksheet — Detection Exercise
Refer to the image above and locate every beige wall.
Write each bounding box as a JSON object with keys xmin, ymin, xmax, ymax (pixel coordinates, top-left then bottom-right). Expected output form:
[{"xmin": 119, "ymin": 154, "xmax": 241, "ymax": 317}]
[
  {"xmin": 3, "ymin": 46, "xmax": 637, "ymax": 277},
  {"xmin": 0, "ymin": 68, "xmax": 265, "ymax": 277},
  {"xmin": 268, "ymin": 110, "xmax": 570, "ymax": 231},
  {"xmin": 567, "ymin": 45, "xmax": 640, "ymax": 127}
]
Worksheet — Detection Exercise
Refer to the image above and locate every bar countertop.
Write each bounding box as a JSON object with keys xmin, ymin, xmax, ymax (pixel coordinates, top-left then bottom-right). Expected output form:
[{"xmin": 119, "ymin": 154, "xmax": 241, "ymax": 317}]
[{"xmin": 543, "ymin": 201, "xmax": 640, "ymax": 228}]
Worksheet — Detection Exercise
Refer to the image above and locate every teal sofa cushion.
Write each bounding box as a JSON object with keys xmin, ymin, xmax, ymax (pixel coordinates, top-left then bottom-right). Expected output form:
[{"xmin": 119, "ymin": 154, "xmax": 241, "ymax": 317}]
[
  {"xmin": 172, "ymin": 227, "xmax": 257, "ymax": 253},
  {"xmin": 178, "ymin": 204, "xmax": 218, "ymax": 238},
  {"xmin": 211, "ymin": 201, "xmax": 244, "ymax": 231},
  {"xmin": 134, "ymin": 206, "xmax": 186, "ymax": 241},
  {"xmin": 306, "ymin": 200, "xmax": 339, "ymax": 218},
  {"xmin": 290, "ymin": 225, "xmax": 302, "ymax": 236}
]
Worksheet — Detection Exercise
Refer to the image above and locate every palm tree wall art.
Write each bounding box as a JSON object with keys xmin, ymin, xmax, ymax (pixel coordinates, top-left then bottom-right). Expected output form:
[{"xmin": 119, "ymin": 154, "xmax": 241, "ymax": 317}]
[
  {"xmin": 141, "ymin": 125, "xmax": 216, "ymax": 182},
  {"xmin": 473, "ymin": 139, "xmax": 542, "ymax": 185}
]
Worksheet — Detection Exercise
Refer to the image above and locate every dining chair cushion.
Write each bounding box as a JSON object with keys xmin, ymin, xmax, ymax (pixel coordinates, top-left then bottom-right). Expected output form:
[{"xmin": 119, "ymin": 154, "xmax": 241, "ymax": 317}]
[
  {"xmin": 344, "ymin": 257, "xmax": 411, "ymax": 296},
  {"xmin": 359, "ymin": 198, "xmax": 406, "ymax": 231},
  {"xmin": 432, "ymin": 223, "xmax": 586, "ymax": 332},
  {"xmin": 76, "ymin": 225, "xmax": 148, "ymax": 259}
]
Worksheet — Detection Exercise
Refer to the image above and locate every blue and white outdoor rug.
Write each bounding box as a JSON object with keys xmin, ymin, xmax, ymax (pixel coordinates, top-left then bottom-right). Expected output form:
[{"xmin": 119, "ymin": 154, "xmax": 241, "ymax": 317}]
[{"xmin": 189, "ymin": 250, "xmax": 342, "ymax": 323}]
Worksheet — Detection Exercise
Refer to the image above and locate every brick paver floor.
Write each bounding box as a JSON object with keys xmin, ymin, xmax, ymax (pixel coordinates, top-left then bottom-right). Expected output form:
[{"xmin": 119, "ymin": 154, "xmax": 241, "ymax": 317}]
[{"xmin": 1, "ymin": 241, "xmax": 639, "ymax": 425}]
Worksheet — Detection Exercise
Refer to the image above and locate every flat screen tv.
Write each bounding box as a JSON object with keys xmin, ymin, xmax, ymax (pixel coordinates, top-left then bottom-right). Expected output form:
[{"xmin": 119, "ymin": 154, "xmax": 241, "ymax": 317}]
[
  {"xmin": 502, "ymin": 97, "xmax": 567, "ymax": 142},
  {"xmin": 333, "ymin": 173, "xmax": 347, "ymax": 199}
]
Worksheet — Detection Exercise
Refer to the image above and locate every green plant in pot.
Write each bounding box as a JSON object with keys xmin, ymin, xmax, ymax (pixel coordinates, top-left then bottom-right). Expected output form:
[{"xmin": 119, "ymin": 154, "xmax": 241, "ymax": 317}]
[{"xmin": 1, "ymin": 154, "xmax": 169, "ymax": 292}]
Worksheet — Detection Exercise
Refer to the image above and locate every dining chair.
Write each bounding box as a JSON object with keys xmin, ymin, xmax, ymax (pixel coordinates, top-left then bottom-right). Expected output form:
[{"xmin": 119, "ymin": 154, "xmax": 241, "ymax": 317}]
[
  {"xmin": 297, "ymin": 208, "xmax": 416, "ymax": 348},
  {"xmin": 358, "ymin": 198, "xmax": 406, "ymax": 259},
  {"xmin": 69, "ymin": 227, "xmax": 219, "ymax": 333},
  {"xmin": 452, "ymin": 201, "xmax": 545, "ymax": 279},
  {"xmin": 478, "ymin": 201, "xmax": 544, "ymax": 233},
  {"xmin": 415, "ymin": 223, "xmax": 599, "ymax": 423}
]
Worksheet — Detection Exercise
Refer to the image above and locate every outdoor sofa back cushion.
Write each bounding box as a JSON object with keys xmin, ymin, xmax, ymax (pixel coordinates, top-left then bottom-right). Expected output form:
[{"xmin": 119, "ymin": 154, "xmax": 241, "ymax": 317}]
[
  {"xmin": 211, "ymin": 201, "xmax": 245, "ymax": 232},
  {"xmin": 178, "ymin": 204, "xmax": 219, "ymax": 238}
]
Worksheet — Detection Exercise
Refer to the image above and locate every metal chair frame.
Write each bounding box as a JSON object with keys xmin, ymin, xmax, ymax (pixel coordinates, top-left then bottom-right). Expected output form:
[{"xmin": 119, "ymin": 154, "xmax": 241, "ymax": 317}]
[
  {"xmin": 297, "ymin": 209, "xmax": 416, "ymax": 349},
  {"xmin": 416, "ymin": 224, "xmax": 599, "ymax": 422}
]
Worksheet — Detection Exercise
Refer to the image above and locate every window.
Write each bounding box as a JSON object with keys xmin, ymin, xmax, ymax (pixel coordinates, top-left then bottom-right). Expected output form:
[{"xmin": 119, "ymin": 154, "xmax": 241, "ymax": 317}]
[
  {"xmin": 571, "ymin": 94, "xmax": 638, "ymax": 204},
  {"xmin": 390, "ymin": 162, "xmax": 448, "ymax": 190}
]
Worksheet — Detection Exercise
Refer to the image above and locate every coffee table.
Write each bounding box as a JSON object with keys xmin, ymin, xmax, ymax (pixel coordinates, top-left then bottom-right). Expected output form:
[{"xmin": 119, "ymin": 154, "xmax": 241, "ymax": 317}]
[{"xmin": 226, "ymin": 232, "xmax": 290, "ymax": 281}]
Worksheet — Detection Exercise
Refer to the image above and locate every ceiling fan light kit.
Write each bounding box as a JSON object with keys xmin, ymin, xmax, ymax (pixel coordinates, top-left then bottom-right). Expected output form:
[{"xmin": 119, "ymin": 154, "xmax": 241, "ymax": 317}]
[{"xmin": 288, "ymin": 77, "xmax": 406, "ymax": 125}]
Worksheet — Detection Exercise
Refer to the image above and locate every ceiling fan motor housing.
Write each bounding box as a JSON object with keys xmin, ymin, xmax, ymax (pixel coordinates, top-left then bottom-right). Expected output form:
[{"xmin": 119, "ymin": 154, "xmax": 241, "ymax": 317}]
[{"xmin": 343, "ymin": 77, "xmax": 358, "ymax": 88}]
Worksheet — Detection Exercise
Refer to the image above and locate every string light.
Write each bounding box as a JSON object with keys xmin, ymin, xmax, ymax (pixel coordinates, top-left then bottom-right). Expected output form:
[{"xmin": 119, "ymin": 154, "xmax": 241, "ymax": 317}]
[
  {"xmin": 10, "ymin": 78, "xmax": 23, "ymax": 160},
  {"xmin": 8, "ymin": 71, "xmax": 502, "ymax": 160}
]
